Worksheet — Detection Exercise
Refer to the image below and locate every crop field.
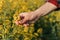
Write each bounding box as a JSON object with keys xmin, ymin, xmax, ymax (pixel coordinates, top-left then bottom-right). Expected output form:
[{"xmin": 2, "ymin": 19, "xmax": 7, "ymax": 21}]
[{"xmin": 0, "ymin": 0, "xmax": 60, "ymax": 40}]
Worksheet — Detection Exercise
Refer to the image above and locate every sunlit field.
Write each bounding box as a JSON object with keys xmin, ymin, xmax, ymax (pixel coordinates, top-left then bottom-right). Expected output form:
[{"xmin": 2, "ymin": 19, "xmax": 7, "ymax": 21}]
[{"xmin": 0, "ymin": 0, "xmax": 60, "ymax": 40}]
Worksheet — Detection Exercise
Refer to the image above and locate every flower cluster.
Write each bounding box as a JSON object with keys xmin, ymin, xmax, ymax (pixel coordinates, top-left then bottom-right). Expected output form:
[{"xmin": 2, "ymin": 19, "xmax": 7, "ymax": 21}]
[{"xmin": 0, "ymin": 0, "xmax": 60, "ymax": 40}]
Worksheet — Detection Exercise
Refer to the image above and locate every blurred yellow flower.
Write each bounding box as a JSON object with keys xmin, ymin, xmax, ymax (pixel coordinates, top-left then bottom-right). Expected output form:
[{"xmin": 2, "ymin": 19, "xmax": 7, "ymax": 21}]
[
  {"xmin": 0, "ymin": 0, "xmax": 60, "ymax": 40},
  {"xmin": 0, "ymin": 25, "xmax": 3, "ymax": 30},
  {"xmin": 37, "ymin": 28, "xmax": 43, "ymax": 34}
]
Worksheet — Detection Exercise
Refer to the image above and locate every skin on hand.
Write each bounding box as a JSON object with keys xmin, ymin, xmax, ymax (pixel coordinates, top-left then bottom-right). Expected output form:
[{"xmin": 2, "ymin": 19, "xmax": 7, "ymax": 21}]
[
  {"xmin": 15, "ymin": 12, "xmax": 40, "ymax": 26},
  {"xmin": 15, "ymin": 2, "xmax": 57, "ymax": 26}
]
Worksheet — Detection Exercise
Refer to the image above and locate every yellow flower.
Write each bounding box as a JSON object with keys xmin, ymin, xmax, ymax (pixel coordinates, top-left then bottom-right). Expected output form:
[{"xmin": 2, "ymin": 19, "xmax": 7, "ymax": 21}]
[
  {"xmin": 22, "ymin": 5, "xmax": 28, "ymax": 10},
  {"xmin": 0, "ymin": 25, "xmax": 3, "ymax": 30},
  {"xmin": 15, "ymin": 38, "xmax": 19, "ymax": 40},
  {"xmin": 37, "ymin": 28, "xmax": 43, "ymax": 34},
  {"xmin": 34, "ymin": 33, "xmax": 39, "ymax": 36},
  {"xmin": 0, "ymin": 34, "xmax": 2, "ymax": 36},
  {"xmin": 11, "ymin": 0, "xmax": 18, "ymax": 9},
  {"xmin": 24, "ymin": 27, "xmax": 29, "ymax": 32},
  {"xmin": 4, "ymin": 20, "xmax": 11, "ymax": 25},
  {"xmin": 24, "ymin": 38, "xmax": 30, "ymax": 40},
  {"xmin": 5, "ymin": 29, "xmax": 9, "ymax": 33},
  {"xmin": 0, "ymin": 0, "xmax": 4, "ymax": 12},
  {"xmin": 9, "ymin": 0, "xmax": 13, "ymax": 3},
  {"xmin": 49, "ymin": 18, "xmax": 53, "ymax": 22},
  {"xmin": 1, "ymin": 0, "xmax": 60, "ymax": 40},
  {"xmin": 13, "ymin": 12, "xmax": 19, "ymax": 20},
  {"xmin": 55, "ymin": 11, "xmax": 60, "ymax": 21}
]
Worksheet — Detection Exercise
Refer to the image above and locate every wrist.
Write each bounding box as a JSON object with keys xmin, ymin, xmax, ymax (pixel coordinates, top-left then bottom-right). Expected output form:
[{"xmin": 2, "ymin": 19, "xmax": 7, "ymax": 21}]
[
  {"xmin": 34, "ymin": 2, "xmax": 57, "ymax": 17},
  {"xmin": 34, "ymin": 8, "xmax": 44, "ymax": 17}
]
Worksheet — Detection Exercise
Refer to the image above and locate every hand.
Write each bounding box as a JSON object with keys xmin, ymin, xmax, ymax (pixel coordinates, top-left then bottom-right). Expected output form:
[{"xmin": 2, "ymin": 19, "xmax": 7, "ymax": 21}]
[
  {"xmin": 15, "ymin": 2, "xmax": 57, "ymax": 27},
  {"xmin": 15, "ymin": 12, "xmax": 40, "ymax": 26}
]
